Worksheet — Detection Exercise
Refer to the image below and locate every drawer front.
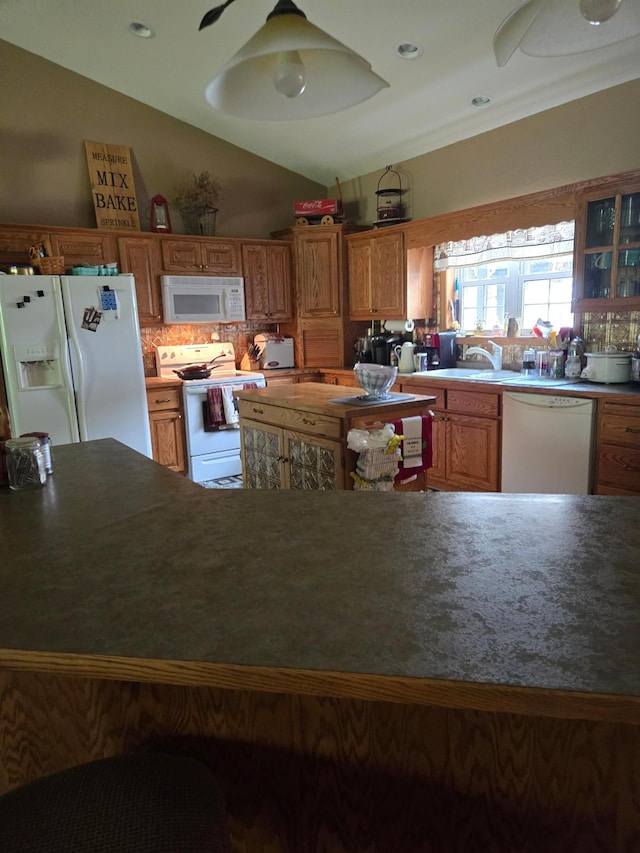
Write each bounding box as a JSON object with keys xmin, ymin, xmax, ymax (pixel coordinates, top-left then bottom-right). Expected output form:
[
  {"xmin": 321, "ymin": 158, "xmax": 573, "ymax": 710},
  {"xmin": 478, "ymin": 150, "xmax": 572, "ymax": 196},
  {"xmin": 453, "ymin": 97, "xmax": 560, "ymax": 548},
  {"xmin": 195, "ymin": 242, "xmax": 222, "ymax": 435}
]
[
  {"xmin": 599, "ymin": 412, "xmax": 640, "ymax": 449},
  {"xmin": 446, "ymin": 389, "xmax": 500, "ymax": 417},
  {"xmin": 146, "ymin": 387, "xmax": 182, "ymax": 411},
  {"xmin": 401, "ymin": 383, "xmax": 445, "ymax": 409},
  {"xmin": 596, "ymin": 446, "xmax": 640, "ymax": 491},
  {"xmin": 238, "ymin": 400, "xmax": 342, "ymax": 439}
]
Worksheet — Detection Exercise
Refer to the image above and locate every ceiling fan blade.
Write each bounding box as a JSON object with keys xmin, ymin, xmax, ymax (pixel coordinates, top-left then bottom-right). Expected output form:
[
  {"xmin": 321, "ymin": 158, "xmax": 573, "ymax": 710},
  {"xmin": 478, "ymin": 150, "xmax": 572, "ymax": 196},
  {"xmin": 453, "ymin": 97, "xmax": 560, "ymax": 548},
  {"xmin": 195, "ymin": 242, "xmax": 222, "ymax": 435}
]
[
  {"xmin": 493, "ymin": 0, "xmax": 548, "ymax": 66},
  {"xmin": 199, "ymin": 0, "xmax": 238, "ymax": 31}
]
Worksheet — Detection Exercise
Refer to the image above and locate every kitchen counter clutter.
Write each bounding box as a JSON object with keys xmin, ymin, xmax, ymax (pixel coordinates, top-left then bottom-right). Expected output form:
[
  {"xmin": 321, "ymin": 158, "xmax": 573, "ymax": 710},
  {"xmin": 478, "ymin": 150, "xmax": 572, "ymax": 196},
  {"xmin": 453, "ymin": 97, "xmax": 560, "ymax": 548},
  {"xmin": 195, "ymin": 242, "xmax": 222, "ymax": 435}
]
[{"xmin": 0, "ymin": 439, "xmax": 639, "ymax": 852}]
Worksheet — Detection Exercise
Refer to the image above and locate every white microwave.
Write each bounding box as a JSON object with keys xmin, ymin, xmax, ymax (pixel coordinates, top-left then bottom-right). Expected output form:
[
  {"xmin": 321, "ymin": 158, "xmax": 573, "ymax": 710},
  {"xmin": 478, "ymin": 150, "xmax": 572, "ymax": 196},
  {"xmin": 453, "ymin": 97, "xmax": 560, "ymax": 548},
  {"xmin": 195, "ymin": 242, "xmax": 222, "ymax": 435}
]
[{"xmin": 161, "ymin": 275, "xmax": 246, "ymax": 324}]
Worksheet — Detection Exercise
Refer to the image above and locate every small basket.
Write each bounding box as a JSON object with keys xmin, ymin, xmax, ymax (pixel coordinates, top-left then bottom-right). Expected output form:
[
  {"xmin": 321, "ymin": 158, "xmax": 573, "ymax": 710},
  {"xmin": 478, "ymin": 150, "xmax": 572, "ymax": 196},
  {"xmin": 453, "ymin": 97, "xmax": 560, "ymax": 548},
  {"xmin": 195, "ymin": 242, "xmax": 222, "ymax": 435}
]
[{"xmin": 31, "ymin": 256, "xmax": 66, "ymax": 275}]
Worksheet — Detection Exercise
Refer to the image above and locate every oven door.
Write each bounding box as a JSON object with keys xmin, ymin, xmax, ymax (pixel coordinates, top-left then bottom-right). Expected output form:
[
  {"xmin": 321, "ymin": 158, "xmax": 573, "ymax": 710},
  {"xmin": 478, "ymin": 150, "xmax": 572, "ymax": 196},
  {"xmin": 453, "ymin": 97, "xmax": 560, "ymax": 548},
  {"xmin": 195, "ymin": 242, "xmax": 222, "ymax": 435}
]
[{"xmin": 182, "ymin": 375, "xmax": 264, "ymax": 482}]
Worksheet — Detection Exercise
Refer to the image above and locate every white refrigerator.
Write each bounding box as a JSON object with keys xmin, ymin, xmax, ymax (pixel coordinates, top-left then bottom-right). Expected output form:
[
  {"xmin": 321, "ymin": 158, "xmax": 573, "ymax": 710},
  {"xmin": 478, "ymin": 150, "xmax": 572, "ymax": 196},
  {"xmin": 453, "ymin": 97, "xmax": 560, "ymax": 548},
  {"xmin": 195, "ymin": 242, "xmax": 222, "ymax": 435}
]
[{"xmin": 0, "ymin": 274, "xmax": 152, "ymax": 457}]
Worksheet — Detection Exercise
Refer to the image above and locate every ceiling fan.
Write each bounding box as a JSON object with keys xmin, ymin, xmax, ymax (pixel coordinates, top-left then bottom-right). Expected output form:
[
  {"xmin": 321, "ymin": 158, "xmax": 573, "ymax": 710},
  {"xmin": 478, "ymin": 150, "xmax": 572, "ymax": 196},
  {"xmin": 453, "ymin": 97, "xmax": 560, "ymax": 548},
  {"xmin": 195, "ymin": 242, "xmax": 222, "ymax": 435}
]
[{"xmin": 494, "ymin": 0, "xmax": 640, "ymax": 65}]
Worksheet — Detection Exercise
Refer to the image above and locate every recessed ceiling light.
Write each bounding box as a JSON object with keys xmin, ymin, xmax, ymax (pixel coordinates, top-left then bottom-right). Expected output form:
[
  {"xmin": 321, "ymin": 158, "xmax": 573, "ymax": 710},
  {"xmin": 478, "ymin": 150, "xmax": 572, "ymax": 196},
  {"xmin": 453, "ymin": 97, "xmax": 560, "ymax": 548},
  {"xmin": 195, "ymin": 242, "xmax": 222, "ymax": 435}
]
[
  {"xmin": 129, "ymin": 22, "xmax": 155, "ymax": 39},
  {"xmin": 395, "ymin": 42, "xmax": 424, "ymax": 60},
  {"xmin": 471, "ymin": 95, "xmax": 493, "ymax": 108}
]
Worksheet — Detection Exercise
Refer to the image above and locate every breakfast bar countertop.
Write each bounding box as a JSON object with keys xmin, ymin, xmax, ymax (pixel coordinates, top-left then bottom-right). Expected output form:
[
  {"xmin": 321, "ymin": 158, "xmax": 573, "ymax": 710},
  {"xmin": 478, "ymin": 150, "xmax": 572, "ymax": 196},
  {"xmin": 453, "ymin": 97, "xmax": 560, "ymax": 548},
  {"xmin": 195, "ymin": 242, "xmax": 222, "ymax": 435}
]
[{"xmin": 0, "ymin": 438, "xmax": 639, "ymax": 724}]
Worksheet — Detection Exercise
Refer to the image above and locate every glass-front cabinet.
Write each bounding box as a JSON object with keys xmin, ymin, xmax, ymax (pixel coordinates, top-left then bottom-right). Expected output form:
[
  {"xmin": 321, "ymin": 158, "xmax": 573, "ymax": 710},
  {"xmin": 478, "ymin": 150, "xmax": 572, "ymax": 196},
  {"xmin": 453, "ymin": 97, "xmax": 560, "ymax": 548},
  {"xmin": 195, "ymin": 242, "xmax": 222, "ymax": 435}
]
[{"xmin": 574, "ymin": 182, "xmax": 640, "ymax": 310}]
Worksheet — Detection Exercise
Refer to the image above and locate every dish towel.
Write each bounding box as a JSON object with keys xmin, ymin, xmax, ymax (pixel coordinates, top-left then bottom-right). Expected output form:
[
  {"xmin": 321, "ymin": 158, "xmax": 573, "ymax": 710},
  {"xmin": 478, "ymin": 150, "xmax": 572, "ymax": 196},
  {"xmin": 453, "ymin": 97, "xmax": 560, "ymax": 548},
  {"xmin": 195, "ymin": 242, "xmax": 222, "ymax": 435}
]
[
  {"xmin": 222, "ymin": 386, "xmax": 241, "ymax": 428},
  {"xmin": 204, "ymin": 387, "xmax": 224, "ymax": 430},
  {"xmin": 392, "ymin": 415, "xmax": 433, "ymax": 484}
]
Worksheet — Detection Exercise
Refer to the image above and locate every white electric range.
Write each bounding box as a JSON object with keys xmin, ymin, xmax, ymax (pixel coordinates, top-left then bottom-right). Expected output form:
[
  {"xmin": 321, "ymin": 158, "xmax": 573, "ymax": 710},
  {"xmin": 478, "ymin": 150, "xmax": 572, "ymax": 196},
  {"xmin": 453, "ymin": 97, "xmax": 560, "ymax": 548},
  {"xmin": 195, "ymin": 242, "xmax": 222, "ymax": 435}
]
[{"xmin": 155, "ymin": 343, "xmax": 265, "ymax": 483}]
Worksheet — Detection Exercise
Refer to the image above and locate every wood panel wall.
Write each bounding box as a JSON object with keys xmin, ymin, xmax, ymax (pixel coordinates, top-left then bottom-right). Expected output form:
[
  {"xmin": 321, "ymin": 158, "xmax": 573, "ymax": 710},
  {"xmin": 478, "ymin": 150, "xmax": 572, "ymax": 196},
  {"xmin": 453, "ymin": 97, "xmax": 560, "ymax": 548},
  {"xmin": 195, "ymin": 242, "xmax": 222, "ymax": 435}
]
[{"xmin": 1, "ymin": 671, "xmax": 638, "ymax": 852}]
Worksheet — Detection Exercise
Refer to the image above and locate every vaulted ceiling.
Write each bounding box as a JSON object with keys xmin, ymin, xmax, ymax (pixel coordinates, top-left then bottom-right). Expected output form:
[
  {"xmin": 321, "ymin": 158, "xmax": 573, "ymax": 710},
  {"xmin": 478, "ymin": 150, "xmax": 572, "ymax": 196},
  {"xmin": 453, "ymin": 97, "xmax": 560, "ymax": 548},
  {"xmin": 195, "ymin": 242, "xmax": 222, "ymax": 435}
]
[{"xmin": 2, "ymin": 0, "xmax": 639, "ymax": 185}]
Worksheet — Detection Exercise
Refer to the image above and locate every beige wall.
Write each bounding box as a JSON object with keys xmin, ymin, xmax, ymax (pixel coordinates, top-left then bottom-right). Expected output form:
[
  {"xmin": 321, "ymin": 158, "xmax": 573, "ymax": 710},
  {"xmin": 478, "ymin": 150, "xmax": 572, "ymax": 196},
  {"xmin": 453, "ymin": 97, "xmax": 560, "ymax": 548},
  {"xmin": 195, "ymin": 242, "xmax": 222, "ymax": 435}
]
[
  {"xmin": 338, "ymin": 79, "xmax": 640, "ymax": 226},
  {"xmin": 0, "ymin": 41, "xmax": 323, "ymax": 238},
  {"xmin": 2, "ymin": 39, "xmax": 638, "ymax": 237}
]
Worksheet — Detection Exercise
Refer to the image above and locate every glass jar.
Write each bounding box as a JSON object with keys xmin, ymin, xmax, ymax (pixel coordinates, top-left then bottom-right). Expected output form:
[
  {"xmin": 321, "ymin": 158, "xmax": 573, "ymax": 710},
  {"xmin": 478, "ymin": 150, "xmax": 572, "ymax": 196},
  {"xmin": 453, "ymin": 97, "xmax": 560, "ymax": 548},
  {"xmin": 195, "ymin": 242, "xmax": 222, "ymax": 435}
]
[
  {"xmin": 548, "ymin": 349, "xmax": 565, "ymax": 379},
  {"xmin": 5, "ymin": 437, "xmax": 47, "ymax": 491},
  {"xmin": 20, "ymin": 431, "xmax": 53, "ymax": 474}
]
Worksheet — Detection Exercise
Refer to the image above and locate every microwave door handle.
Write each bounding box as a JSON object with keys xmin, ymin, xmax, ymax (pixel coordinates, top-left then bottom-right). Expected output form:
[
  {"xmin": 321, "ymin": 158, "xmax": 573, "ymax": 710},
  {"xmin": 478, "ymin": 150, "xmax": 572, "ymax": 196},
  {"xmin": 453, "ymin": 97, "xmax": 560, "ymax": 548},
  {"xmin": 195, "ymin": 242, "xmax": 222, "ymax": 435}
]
[{"xmin": 221, "ymin": 288, "xmax": 227, "ymax": 318}]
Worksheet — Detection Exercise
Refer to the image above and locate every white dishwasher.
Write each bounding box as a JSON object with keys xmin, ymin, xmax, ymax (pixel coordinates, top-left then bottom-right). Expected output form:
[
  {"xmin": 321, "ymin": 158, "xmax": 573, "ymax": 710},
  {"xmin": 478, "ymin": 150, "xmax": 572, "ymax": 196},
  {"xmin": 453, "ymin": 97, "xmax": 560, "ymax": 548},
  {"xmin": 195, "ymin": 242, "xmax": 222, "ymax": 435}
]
[{"xmin": 501, "ymin": 392, "xmax": 596, "ymax": 494}]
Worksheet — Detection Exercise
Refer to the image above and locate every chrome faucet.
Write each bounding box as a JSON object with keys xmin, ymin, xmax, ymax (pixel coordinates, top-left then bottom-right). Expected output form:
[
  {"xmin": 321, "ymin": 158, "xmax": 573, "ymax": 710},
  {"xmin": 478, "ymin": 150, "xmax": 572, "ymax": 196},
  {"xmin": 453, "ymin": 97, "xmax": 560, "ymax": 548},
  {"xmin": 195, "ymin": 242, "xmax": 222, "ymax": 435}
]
[{"xmin": 465, "ymin": 340, "xmax": 503, "ymax": 370}]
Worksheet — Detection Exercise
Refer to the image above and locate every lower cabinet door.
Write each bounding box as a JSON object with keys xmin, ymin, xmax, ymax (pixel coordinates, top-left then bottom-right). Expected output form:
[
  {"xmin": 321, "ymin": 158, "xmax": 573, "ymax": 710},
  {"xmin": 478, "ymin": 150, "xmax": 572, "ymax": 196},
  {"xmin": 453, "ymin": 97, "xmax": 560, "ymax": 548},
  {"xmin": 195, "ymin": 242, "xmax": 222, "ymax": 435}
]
[
  {"xmin": 148, "ymin": 410, "xmax": 186, "ymax": 473},
  {"xmin": 241, "ymin": 419, "xmax": 285, "ymax": 489},
  {"xmin": 446, "ymin": 413, "xmax": 499, "ymax": 491},
  {"xmin": 284, "ymin": 430, "xmax": 344, "ymax": 490}
]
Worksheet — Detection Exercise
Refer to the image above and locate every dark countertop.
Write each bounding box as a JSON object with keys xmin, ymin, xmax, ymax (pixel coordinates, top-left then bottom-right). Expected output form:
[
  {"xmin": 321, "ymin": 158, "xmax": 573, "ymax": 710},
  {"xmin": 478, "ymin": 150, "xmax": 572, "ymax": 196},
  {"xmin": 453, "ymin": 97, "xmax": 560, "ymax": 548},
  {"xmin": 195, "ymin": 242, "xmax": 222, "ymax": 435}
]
[{"xmin": 1, "ymin": 439, "xmax": 639, "ymax": 720}]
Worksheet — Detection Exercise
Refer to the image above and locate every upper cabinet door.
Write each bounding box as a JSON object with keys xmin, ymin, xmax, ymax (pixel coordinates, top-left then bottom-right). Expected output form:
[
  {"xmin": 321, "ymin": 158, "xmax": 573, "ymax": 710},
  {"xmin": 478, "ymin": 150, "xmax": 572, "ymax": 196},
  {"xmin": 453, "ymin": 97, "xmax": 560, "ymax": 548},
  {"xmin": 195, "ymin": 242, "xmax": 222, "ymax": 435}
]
[
  {"xmin": 347, "ymin": 238, "xmax": 372, "ymax": 318},
  {"xmin": 0, "ymin": 228, "xmax": 54, "ymax": 267},
  {"xmin": 574, "ymin": 179, "xmax": 640, "ymax": 311},
  {"xmin": 51, "ymin": 231, "xmax": 117, "ymax": 266},
  {"xmin": 347, "ymin": 230, "xmax": 405, "ymax": 319},
  {"xmin": 242, "ymin": 241, "xmax": 292, "ymax": 320},
  {"xmin": 117, "ymin": 236, "xmax": 162, "ymax": 326},
  {"xmin": 161, "ymin": 237, "xmax": 242, "ymax": 275},
  {"xmin": 295, "ymin": 228, "xmax": 341, "ymax": 317},
  {"xmin": 200, "ymin": 240, "xmax": 242, "ymax": 275},
  {"xmin": 370, "ymin": 231, "xmax": 405, "ymax": 317}
]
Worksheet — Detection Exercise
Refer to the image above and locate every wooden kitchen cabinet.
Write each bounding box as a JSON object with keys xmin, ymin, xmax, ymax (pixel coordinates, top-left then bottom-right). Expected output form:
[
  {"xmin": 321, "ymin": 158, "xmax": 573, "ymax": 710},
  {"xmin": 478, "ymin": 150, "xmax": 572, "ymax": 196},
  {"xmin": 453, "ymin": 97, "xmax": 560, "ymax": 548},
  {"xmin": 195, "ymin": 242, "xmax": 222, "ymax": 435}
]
[
  {"xmin": 0, "ymin": 226, "xmax": 55, "ymax": 267},
  {"xmin": 50, "ymin": 230, "xmax": 117, "ymax": 266},
  {"xmin": 273, "ymin": 224, "xmax": 368, "ymax": 369},
  {"xmin": 346, "ymin": 228, "xmax": 433, "ymax": 321},
  {"xmin": 241, "ymin": 240, "xmax": 293, "ymax": 320},
  {"xmin": 117, "ymin": 235, "xmax": 162, "ymax": 325},
  {"xmin": 347, "ymin": 230, "xmax": 405, "ymax": 319},
  {"xmin": 160, "ymin": 236, "xmax": 242, "ymax": 275},
  {"xmin": 593, "ymin": 399, "xmax": 640, "ymax": 495},
  {"xmin": 402, "ymin": 382, "xmax": 500, "ymax": 491},
  {"xmin": 240, "ymin": 417, "xmax": 344, "ymax": 490},
  {"xmin": 146, "ymin": 383, "xmax": 187, "ymax": 474},
  {"xmin": 573, "ymin": 177, "xmax": 640, "ymax": 312}
]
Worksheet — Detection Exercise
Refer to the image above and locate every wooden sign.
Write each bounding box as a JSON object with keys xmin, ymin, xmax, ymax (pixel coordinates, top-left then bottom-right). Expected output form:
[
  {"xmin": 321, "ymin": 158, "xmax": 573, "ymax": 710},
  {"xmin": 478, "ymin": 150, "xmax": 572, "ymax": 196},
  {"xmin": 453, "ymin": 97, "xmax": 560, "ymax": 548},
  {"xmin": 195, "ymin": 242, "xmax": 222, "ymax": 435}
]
[{"xmin": 84, "ymin": 141, "xmax": 140, "ymax": 231}]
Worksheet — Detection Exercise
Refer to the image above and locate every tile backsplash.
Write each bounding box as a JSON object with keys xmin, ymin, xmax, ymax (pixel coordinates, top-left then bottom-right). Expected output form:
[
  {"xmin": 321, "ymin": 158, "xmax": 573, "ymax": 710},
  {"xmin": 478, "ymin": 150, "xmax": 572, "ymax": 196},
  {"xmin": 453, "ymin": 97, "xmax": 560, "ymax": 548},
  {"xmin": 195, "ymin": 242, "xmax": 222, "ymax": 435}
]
[
  {"xmin": 140, "ymin": 322, "xmax": 278, "ymax": 375},
  {"xmin": 581, "ymin": 310, "xmax": 640, "ymax": 352}
]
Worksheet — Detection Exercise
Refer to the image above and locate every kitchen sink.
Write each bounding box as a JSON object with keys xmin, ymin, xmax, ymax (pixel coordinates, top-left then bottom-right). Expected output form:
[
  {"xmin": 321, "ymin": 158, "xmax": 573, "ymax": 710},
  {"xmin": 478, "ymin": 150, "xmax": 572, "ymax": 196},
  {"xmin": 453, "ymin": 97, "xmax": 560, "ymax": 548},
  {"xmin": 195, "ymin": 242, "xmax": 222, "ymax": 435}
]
[
  {"xmin": 466, "ymin": 370, "xmax": 521, "ymax": 382},
  {"xmin": 411, "ymin": 368, "xmax": 480, "ymax": 379},
  {"xmin": 410, "ymin": 368, "xmax": 518, "ymax": 382}
]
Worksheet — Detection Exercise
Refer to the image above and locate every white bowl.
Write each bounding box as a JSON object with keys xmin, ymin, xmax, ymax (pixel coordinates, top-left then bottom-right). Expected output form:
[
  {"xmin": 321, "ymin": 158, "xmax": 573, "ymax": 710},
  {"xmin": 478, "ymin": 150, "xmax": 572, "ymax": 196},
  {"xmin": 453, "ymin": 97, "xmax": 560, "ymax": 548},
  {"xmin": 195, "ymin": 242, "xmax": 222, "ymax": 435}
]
[{"xmin": 353, "ymin": 363, "xmax": 398, "ymax": 398}]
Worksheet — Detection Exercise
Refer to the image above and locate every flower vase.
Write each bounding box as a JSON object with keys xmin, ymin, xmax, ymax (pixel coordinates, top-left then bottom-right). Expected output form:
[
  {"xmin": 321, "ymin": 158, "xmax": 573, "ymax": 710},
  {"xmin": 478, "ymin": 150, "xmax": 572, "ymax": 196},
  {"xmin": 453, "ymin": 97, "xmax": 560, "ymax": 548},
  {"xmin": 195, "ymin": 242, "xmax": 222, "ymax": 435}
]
[{"xmin": 181, "ymin": 209, "xmax": 218, "ymax": 237}]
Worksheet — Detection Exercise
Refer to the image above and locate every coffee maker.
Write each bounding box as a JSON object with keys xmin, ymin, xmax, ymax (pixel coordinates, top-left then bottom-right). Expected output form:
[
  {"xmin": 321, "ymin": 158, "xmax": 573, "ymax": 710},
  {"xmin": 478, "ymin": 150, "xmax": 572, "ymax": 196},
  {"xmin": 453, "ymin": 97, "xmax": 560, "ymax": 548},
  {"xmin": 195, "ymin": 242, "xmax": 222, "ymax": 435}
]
[
  {"xmin": 419, "ymin": 331, "xmax": 458, "ymax": 369},
  {"xmin": 371, "ymin": 333, "xmax": 403, "ymax": 366}
]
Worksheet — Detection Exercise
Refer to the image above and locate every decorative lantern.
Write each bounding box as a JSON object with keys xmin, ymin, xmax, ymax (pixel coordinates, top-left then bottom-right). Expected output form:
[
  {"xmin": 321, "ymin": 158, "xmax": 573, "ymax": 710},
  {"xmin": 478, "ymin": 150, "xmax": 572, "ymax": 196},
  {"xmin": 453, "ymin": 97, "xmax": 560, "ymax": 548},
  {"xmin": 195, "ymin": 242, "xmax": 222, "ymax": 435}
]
[
  {"xmin": 149, "ymin": 194, "xmax": 172, "ymax": 233},
  {"xmin": 373, "ymin": 165, "xmax": 409, "ymax": 228}
]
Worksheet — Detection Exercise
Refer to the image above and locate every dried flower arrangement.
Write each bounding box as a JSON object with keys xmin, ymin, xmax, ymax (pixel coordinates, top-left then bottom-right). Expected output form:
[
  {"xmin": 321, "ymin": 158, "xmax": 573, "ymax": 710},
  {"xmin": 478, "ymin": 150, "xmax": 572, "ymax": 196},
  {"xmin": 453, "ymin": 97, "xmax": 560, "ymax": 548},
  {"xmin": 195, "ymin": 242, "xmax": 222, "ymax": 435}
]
[
  {"xmin": 174, "ymin": 171, "xmax": 224, "ymax": 216},
  {"xmin": 173, "ymin": 171, "xmax": 224, "ymax": 235}
]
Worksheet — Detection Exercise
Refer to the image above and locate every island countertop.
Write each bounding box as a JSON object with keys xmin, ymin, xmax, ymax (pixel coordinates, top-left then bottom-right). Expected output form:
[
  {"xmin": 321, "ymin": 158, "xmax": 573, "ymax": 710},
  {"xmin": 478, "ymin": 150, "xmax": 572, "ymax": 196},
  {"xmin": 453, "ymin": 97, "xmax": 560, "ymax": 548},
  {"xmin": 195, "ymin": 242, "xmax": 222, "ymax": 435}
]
[{"xmin": 1, "ymin": 439, "xmax": 639, "ymax": 724}]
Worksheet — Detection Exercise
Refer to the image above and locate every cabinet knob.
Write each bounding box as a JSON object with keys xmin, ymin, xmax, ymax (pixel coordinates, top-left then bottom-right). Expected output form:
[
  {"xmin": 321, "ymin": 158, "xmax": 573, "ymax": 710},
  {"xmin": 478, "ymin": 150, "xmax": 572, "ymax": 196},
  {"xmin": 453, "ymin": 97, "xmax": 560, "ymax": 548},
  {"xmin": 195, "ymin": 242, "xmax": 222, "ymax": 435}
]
[
  {"xmin": 302, "ymin": 417, "xmax": 317, "ymax": 425},
  {"xmin": 252, "ymin": 407, "xmax": 264, "ymax": 414}
]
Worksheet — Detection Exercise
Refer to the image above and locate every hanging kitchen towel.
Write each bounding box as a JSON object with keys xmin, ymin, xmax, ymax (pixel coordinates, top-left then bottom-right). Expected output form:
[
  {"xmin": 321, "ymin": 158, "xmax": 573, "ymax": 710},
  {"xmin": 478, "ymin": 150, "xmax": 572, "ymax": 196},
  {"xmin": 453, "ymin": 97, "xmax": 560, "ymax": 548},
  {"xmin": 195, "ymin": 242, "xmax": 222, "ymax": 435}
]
[
  {"xmin": 222, "ymin": 386, "xmax": 242, "ymax": 428},
  {"xmin": 204, "ymin": 386, "xmax": 224, "ymax": 430},
  {"xmin": 392, "ymin": 415, "xmax": 433, "ymax": 483}
]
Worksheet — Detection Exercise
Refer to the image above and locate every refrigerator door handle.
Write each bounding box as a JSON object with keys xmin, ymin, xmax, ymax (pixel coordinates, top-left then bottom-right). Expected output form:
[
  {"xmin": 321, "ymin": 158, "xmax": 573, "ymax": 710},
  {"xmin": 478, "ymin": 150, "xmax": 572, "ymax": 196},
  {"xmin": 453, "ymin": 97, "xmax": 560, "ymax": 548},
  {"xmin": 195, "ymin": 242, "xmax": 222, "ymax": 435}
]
[
  {"xmin": 58, "ymin": 337, "xmax": 81, "ymax": 442},
  {"xmin": 65, "ymin": 319, "xmax": 89, "ymax": 441}
]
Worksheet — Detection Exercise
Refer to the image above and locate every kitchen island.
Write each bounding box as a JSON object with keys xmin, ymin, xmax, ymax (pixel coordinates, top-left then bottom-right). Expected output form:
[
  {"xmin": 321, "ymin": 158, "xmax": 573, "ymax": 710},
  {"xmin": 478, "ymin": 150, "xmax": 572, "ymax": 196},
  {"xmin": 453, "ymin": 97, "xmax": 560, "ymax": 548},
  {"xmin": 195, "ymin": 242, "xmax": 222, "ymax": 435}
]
[
  {"xmin": 236, "ymin": 381, "xmax": 436, "ymax": 491},
  {"xmin": 1, "ymin": 439, "xmax": 639, "ymax": 852}
]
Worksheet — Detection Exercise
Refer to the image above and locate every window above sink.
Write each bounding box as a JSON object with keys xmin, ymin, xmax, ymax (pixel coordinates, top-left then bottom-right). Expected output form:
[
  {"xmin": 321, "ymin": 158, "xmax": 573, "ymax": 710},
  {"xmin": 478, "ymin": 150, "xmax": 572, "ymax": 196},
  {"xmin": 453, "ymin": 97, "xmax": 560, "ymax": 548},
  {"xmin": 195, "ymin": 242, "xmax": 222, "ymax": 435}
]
[{"xmin": 435, "ymin": 221, "xmax": 575, "ymax": 336}]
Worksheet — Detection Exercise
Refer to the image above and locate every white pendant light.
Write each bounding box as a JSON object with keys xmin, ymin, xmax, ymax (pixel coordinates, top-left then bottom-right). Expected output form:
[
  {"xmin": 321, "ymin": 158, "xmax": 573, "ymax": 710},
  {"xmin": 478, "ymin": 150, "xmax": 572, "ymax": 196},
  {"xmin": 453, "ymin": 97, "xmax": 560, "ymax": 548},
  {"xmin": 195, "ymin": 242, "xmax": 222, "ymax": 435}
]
[
  {"xmin": 493, "ymin": 0, "xmax": 639, "ymax": 66},
  {"xmin": 201, "ymin": 0, "xmax": 389, "ymax": 120}
]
